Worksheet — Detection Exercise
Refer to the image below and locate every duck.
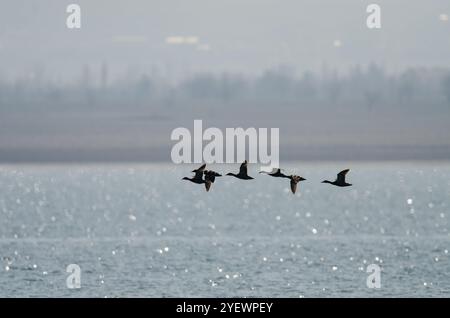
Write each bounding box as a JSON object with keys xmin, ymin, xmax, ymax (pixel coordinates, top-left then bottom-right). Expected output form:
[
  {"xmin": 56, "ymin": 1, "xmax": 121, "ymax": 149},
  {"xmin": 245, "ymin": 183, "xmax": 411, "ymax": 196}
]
[
  {"xmin": 183, "ymin": 164, "xmax": 221, "ymax": 191},
  {"xmin": 289, "ymin": 175, "xmax": 307, "ymax": 194},
  {"xmin": 182, "ymin": 163, "xmax": 205, "ymax": 184},
  {"xmin": 204, "ymin": 170, "xmax": 222, "ymax": 191},
  {"xmin": 203, "ymin": 170, "xmax": 222, "ymax": 192},
  {"xmin": 226, "ymin": 160, "xmax": 254, "ymax": 180},
  {"xmin": 259, "ymin": 168, "xmax": 289, "ymax": 178},
  {"xmin": 322, "ymin": 169, "xmax": 352, "ymax": 187}
]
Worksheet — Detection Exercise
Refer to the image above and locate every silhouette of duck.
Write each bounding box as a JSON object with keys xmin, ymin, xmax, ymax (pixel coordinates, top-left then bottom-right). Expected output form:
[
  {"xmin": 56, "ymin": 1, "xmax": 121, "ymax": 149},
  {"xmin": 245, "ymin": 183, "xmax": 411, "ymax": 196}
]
[
  {"xmin": 259, "ymin": 168, "xmax": 289, "ymax": 178},
  {"xmin": 289, "ymin": 175, "xmax": 306, "ymax": 194},
  {"xmin": 182, "ymin": 163, "xmax": 206, "ymax": 184},
  {"xmin": 203, "ymin": 170, "xmax": 222, "ymax": 192},
  {"xmin": 322, "ymin": 169, "xmax": 352, "ymax": 187},
  {"xmin": 183, "ymin": 164, "xmax": 221, "ymax": 191},
  {"xmin": 226, "ymin": 160, "xmax": 254, "ymax": 180}
]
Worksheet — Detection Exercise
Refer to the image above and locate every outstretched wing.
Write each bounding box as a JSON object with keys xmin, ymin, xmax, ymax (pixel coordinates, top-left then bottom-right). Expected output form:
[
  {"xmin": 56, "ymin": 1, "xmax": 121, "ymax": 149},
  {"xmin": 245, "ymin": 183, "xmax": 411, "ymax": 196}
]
[
  {"xmin": 290, "ymin": 178, "xmax": 298, "ymax": 194},
  {"xmin": 193, "ymin": 164, "xmax": 206, "ymax": 179},
  {"xmin": 239, "ymin": 160, "xmax": 248, "ymax": 176},
  {"xmin": 192, "ymin": 163, "xmax": 206, "ymax": 173},
  {"xmin": 336, "ymin": 169, "xmax": 350, "ymax": 183},
  {"xmin": 204, "ymin": 179, "xmax": 212, "ymax": 192},
  {"xmin": 260, "ymin": 168, "xmax": 275, "ymax": 175}
]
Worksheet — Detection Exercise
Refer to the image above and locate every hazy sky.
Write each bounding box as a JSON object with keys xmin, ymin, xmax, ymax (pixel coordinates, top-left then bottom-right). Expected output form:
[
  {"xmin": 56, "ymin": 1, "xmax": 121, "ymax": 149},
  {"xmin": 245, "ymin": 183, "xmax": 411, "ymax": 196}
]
[{"xmin": 0, "ymin": 0, "xmax": 449, "ymax": 81}]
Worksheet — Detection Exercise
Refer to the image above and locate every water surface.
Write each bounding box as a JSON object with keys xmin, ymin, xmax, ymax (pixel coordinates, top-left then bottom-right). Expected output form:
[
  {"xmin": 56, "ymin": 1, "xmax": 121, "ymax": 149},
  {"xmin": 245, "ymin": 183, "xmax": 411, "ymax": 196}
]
[{"xmin": 0, "ymin": 162, "xmax": 449, "ymax": 297}]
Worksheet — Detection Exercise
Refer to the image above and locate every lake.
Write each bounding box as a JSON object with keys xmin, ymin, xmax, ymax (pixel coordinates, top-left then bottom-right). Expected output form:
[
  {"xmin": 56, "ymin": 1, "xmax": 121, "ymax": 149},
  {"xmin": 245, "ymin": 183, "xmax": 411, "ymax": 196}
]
[{"xmin": 0, "ymin": 162, "xmax": 449, "ymax": 297}]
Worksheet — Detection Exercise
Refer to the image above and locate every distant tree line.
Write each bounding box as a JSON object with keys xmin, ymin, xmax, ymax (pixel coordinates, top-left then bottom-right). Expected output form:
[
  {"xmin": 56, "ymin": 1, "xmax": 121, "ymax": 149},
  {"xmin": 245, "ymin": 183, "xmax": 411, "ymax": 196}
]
[{"xmin": 1, "ymin": 64, "xmax": 450, "ymax": 112}]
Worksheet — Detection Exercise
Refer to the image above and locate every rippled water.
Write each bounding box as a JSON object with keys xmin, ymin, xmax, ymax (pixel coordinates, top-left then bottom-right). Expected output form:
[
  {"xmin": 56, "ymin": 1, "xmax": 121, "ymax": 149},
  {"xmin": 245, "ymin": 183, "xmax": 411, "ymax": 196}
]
[{"xmin": 0, "ymin": 162, "xmax": 450, "ymax": 297}]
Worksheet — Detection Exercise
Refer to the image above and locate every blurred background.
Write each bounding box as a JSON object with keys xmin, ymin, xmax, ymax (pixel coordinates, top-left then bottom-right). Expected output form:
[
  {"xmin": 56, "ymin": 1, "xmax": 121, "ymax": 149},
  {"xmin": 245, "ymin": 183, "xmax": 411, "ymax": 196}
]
[{"xmin": 1, "ymin": 0, "xmax": 450, "ymax": 162}]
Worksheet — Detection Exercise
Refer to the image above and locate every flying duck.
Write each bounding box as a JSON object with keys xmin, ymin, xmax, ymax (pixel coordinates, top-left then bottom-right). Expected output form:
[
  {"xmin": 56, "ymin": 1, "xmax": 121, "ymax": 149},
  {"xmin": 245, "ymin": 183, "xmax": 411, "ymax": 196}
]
[
  {"xmin": 289, "ymin": 175, "xmax": 307, "ymax": 194},
  {"xmin": 203, "ymin": 170, "xmax": 222, "ymax": 191},
  {"xmin": 322, "ymin": 169, "xmax": 352, "ymax": 187},
  {"xmin": 182, "ymin": 163, "xmax": 205, "ymax": 184},
  {"xmin": 183, "ymin": 164, "xmax": 221, "ymax": 191},
  {"xmin": 226, "ymin": 160, "xmax": 254, "ymax": 180}
]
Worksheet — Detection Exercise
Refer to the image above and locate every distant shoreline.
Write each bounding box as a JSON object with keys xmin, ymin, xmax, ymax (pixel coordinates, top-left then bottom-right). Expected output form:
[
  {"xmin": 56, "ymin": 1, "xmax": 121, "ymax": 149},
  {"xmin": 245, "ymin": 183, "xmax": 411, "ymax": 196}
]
[{"xmin": 1, "ymin": 144, "xmax": 449, "ymax": 164}]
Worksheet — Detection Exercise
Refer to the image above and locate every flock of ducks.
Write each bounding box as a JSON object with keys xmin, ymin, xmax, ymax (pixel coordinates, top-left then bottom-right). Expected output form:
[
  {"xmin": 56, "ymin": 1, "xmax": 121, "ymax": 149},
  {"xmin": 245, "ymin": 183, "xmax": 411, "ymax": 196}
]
[{"xmin": 182, "ymin": 160, "xmax": 352, "ymax": 194}]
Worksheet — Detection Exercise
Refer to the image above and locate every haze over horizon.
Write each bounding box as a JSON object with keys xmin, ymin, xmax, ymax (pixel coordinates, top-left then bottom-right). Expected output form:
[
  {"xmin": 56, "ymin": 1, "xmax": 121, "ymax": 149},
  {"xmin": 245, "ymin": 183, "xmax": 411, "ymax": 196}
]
[
  {"xmin": 0, "ymin": 0, "xmax": 449, "ymax": 82},
  {"xmin": 1, "ymin": 1, "xmax": 450, "ymax": 163}
]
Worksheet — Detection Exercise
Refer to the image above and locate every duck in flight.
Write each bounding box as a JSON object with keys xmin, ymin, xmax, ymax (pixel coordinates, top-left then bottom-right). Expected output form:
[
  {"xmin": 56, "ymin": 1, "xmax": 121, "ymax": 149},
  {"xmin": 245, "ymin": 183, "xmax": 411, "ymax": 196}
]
[
  {"xmin": 203, "ymin": 170, "xmax": 222, "ymax": 191},
  {"xmin": 322, "ymin": 169, "xmax": 352, "ymax": 187},
  {"xmin": 182, "ymin": 163, "xmax": 205, "ymax": 184},
  {"xmin": 289, "ymin": 175, "xmax": 307, "ymax": 194},
  {"xmin": 259, "ymin": 168, "xmax": 289, "ymax": 178},
  {"xmin": 226, "ymin": 160, "xmax": 254, "ymax": 180},
  {"xmin": 182, "ymin": 164, "xmax": 221, "ymax": 191}
]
